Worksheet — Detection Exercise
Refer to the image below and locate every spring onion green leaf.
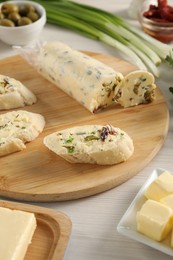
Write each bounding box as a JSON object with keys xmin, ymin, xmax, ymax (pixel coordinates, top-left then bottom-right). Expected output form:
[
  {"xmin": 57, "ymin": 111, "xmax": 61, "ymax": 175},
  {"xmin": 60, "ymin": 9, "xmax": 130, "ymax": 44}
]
[
  {"xmin": 165, "ymin": 50, "xmax": 173, "ymax": 94},
  {"xmin": 1, "ymin": 0, "xmax": 172, "ymax": 79},
  {"xmin": 165, "ymin": 50, "xmax": 173, "ymax": 67}
]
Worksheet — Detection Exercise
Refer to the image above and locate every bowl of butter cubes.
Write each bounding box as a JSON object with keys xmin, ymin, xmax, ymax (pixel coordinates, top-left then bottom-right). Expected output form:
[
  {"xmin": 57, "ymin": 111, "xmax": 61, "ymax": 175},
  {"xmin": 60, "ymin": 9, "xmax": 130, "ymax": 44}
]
[{"xmin": 117, "ymin": 168, "xmax": 173, "ymax": 257}]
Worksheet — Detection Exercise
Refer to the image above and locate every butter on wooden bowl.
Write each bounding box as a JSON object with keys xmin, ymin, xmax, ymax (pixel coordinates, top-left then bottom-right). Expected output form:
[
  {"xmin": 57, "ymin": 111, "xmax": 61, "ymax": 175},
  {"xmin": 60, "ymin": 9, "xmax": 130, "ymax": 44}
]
[
  {"xmin": 0, "ymin": 200, "xmax": 72, "ymax": 260},
  {"xmin": 0, "ymin": 206, "xmax": 36, "ymax": 260}
]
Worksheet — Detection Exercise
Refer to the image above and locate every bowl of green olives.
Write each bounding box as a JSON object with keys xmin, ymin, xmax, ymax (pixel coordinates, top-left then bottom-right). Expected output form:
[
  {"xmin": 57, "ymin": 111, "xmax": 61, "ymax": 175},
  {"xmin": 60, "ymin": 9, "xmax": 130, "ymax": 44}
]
[{"xmin": 0, "ymin": 0, "xmax": 46, "ymax": 45}]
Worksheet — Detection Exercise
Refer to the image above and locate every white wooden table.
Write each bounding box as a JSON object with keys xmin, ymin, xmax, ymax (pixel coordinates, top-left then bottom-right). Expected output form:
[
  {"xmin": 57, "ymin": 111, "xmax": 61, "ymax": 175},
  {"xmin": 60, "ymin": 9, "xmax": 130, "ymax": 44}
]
[{"xmin": 0, "ymin": 1, "xmax": 173, "ymax": 259}]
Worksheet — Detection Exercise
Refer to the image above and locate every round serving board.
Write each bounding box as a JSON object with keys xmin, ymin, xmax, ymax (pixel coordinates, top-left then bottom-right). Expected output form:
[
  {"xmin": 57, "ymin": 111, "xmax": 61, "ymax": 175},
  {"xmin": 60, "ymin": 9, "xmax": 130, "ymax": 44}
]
[{"xmin": 0, "ymin": 53, "xmax": 169, "ymax": 202}]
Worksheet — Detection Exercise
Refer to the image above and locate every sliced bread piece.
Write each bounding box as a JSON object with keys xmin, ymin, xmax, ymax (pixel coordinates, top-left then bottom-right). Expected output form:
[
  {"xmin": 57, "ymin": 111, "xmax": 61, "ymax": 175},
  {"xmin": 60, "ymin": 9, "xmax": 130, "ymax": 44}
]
[
  {"xmin": 113, "ymin": 70, "xmax": 156, "ymax": 108},
  {"xmin": 0, "ymin": 110, "xmax": 45, "ymax": 156},
  {"xmin": 44, "ymin": 124, "xmax": 134, "ymax": 165},
  {"xmin": 0, "ymin": 74, "xmax": 37, "ymax": 110}
]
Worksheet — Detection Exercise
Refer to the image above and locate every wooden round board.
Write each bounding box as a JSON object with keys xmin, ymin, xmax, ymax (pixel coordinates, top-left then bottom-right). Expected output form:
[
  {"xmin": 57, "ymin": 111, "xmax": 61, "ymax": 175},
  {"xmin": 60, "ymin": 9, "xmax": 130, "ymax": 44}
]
[{"xmin": 0, "ymin": 53, "xmax": 169, "ymax": 202}]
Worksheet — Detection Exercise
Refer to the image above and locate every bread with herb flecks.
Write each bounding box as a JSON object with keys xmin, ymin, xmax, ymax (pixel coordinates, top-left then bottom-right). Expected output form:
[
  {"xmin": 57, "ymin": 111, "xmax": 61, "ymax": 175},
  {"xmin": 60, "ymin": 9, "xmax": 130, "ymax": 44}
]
[
  {"xmin": 0, "ymin": 110, "xmax": 45, "ymax": 156},
  {"xmin": 0, "ymin": 74, "xmax": 36, "ymax": 110},
  {"xmin": 44, "ymin": 124, "xmax": 134, "ymax": 165}
]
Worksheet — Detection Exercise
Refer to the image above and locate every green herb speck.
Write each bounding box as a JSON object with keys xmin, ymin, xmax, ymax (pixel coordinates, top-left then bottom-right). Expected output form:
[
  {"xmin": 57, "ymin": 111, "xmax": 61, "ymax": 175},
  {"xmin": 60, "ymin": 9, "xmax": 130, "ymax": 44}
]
[{"xmin": 65, "ymin": 136, "xmax": 74, "ymax": 144}]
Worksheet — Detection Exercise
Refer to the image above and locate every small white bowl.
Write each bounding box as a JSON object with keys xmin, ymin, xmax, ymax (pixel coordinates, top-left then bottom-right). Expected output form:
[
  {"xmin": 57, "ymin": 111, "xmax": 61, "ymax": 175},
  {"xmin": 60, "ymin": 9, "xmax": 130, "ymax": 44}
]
[
  {"xmin": 0, "ymin": 0, "xmax": 46, "ymax": 45},
  {"xmin": 138, "ymin": 0, "xmax": 173, "ymax": 43},
  {"xmin": 117, "ymin": 168, "xmax": 173, "ymax": 257}
]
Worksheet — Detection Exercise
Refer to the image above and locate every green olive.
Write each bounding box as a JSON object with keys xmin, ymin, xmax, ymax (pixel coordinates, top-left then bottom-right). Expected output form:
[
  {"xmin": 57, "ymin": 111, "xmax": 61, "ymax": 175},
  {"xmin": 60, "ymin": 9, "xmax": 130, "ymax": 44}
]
[
  {"xmin": 0, "ymin": 3, "xmax": 39, "ymax": 27},
  {"xmin": 27, "ymin": 11, "xmax": 39, "ymax": 22},
  {"xmin": 0, "ymin": 12, "xmax": 4, "ymax": 20},
  {"xmin": 17, "ymin": 17, "xmax": 32, "ymax": 26},
  {"xmin": 19, "ymin": 4, "xmax": 35, "ymax": 16},
  {"xmin": 0, "ymin": 18, "xmax": 15, "ymax": 27},
  {"xmin": 8, "ymin": 12, "xmax": 21, "ymax": 24},
  {"xmin": 1, "ymin": 3, "xmax": 19, "ymax": 15}
]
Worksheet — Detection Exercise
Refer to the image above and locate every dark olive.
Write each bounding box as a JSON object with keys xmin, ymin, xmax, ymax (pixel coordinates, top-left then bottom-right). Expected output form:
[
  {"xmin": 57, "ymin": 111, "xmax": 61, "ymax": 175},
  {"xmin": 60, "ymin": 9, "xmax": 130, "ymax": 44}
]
[
  {"xmin": 27, "ymin": 11, "xmax": 39, "ymax": 22},
  {"xmin": 19, "ymin": 4, "xmax": 35, "ymax": 16},
  {"xmin": 8, "ymin": 12, "xmax": 21, "ymax": 24},
  {"xmin": 1, "ymin": 3, "xmax": 19, "ymax": 15},
  {"xmin": 0, "ymin": 18, "xmax": 15, "ymax": 27},
  {"xmin": 17, "ymin": 17, "xmax": 32, "ymax": 26}
]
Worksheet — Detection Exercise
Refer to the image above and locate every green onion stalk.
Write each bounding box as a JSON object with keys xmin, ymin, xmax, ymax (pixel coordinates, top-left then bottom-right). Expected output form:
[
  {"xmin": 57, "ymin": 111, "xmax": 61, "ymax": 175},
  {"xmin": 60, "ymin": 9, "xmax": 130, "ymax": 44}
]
[{"xmin": 1, "ymin": 0, "xmax": 172, "ymax": 81}]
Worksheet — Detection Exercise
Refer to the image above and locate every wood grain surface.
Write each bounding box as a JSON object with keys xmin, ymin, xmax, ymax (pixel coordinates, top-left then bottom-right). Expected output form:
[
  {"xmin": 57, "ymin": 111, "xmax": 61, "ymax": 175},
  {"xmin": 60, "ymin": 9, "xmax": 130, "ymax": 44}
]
[
  {"xmin": 0, "ymin": 53, "xmax": 169, "ymax": 202},
  {"xmin": 0, "ymin": 200, "xmax": 72, "ymax": 260}
]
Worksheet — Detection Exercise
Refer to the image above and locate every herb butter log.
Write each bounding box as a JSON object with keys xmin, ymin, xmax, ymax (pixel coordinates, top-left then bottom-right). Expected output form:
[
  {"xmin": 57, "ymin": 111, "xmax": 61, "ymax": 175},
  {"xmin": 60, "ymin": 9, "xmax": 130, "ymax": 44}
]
[
  {"xmin": 44, "ymin": 124, "xmax": 134, "ymax": 165},
  {"xmin": 114, "ymin": 70, "xmax": 156, "ymax": 108},
  {"xmin": 36, "ymin": 42, "xmax": 123, "ymax": 113},
  {"xmin": 0, "ymin": 74, "xmax": 37, "ymax": 110},
  {"xmin": 0, "ymin": 110, "xmax": 45, "ymax": 157}
]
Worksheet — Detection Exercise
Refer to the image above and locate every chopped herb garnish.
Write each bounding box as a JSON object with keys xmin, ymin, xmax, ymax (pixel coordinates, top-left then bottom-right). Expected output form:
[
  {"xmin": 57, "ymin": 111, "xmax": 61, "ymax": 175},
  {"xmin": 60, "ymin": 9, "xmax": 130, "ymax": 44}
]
[
  {"xmin": 65, "ymin": 136, "xmax": 74, "ymax": 144},
  {"xmin": 76, "ymin": 132, "xmax": 86, "ymax": 135},
  {"xmin": 103, "ymin": 81, "xmax": 112, "ymax": 87},
  {"xmin": 84, "ymin": 135, "xmax": 99, "ymax": 141},
  {"xmin": 0, "ymin": 124, "xmax": 8, "ymax": 129},
  {"xmin": 63, "ymin": 145, "xmax": 75, "ymax": 153},
  {"xmin": 140, "ymin": 77, "xmax": 147, "ymax": 82},
  {"xmin": 100, "ymin": 126, "xmax": 109, "ymax": 141},
  {"xmin": 100, "ymin": 125, "xmax": 117, "ymax": 141},
  {"xmin": 87, "ymin": 70, "xmax": 92, "ymax": 75}
]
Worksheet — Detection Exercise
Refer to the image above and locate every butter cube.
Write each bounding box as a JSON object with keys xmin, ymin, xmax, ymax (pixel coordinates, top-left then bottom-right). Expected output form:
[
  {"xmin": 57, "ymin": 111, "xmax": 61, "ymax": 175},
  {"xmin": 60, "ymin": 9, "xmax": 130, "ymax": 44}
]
[
  {"xmin": 0, "ymin": 207, "xmax": 36, "ymax": 260},
  {"xmin": 160, "ymin": 195, "xmax": 173, "ymax": 247},
  {"xmin": 145, "ymin": 171, "xmax": 173, "ymax": 201},
  {"xmin": 171, "ymin": 229, "xmax": 173, "ymax": 248},
  {"xmin": 160, "ymin": 194, "xmax": 173, "ymax": 211},
  {"xmin": 136, "ymin": 199, "xmax": 173, "ymax": 241}
]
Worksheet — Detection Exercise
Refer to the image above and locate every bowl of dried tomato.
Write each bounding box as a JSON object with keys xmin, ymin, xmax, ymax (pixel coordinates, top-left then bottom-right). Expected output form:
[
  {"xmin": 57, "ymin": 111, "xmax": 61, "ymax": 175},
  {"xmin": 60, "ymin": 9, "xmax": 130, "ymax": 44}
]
[{"xmin": 138, "ymin": 0, "xmax": 173, "ymax": 43}]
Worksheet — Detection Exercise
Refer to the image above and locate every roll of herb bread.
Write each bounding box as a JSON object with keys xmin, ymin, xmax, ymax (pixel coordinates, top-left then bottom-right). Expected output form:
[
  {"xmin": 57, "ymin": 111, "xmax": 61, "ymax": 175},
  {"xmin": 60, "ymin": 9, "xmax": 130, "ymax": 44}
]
[
  {"xmin": 36, "ymin": 42, "xmax": 123, "ymax": 113},
  {"xmin": 44, "ymin": 124, "xmax": 134, "ymax": 165}
]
